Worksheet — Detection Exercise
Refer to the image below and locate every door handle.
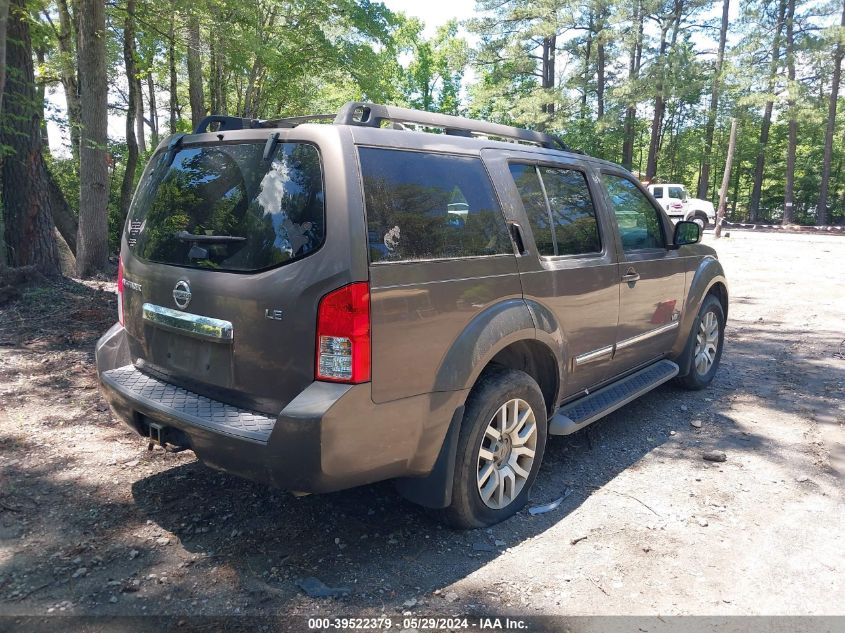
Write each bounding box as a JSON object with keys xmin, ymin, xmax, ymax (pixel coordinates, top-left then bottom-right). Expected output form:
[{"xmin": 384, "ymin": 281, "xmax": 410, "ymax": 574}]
[
  {"xmin": 508, "ymin": 222, "xmax": 528, "ymax": 256},
  {"xmin": 622, "ymin": 268, "xmax": 640, "ymax": 283}
]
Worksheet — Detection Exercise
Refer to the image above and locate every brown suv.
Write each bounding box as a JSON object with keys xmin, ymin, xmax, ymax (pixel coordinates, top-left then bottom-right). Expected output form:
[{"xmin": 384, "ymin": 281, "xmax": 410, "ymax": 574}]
[{"xmin": 96, "ymin": 102, "xmax": 728, "ymax": 528}]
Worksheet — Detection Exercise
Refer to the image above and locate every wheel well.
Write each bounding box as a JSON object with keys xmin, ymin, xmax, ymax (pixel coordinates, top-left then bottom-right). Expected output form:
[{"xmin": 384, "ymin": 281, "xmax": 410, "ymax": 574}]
[
  {"xmin": 708, "ymin": 282, "xmax": 728, "ymax": 320},
  {"xmin": 486, "ymin": 340, "xmax": 558, "ymax": 417}
]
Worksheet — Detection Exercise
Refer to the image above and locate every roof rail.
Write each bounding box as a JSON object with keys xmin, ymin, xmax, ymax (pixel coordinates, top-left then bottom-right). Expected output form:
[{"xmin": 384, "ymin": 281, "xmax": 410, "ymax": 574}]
[
  {"xmin": 334, "ymin": 102, "xmax": 569, "ymax": 151},
  {"xmin": 194, "ymin": 113, "xmax": 334, "ymax": 134},
  {"xmin": 193, "ymin": 104, "xmax": 570, "ymax": 151},
  {"xmin": 262, "ymin": 113, "xmax": 336, "ymax": 128},
  {"xmin": 194, "ymin": 115, "xmax": 262, "ymax": 134}
]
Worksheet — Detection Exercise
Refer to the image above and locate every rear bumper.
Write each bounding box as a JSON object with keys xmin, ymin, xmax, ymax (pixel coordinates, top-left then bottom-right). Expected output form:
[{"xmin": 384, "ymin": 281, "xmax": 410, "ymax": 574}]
[{"xmin": 95, "ymin": 324, "xmax": 465, "ymax": 493}]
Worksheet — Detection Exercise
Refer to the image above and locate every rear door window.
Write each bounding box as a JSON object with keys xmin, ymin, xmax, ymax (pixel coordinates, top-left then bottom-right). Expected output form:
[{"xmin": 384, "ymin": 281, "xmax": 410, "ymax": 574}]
[
  {"xmin": 539, "ymin": 167, "xmax": 601, "ymax": 256},
  {"xmin": 509, "ymin": 164, "xmax": 555, "ymax": 256},
  {"xmin": 652, "ymin": 187, "xmax": 663, "ymax": 198},
  {"xmin": 509, "ymin": 164, "xmax": 601, "ymax": 257},
  {"xmin": 127, "ymin": 142, "xmax": 324, "ymax": 272},
  {"xmin": 358, "ymin": 148, "xmax": 512, "ymax": 262}
]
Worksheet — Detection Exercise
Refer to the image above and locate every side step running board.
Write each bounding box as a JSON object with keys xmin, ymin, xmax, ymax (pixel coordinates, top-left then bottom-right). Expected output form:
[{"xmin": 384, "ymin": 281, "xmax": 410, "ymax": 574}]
[{"xmin": 549, "ymin": 359, "xmax": 679, "ymax": 436}]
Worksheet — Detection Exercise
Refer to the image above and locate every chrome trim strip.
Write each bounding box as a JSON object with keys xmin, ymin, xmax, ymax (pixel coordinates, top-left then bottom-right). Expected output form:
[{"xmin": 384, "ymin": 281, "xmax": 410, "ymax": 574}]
[
  {"xmin": 615, "ymin": 321, "xmax": 679, "ymax": 351},
  {"xmin": 574, "ymin": 345, "xmax": 614, "ymax": 367},
  {"xmin": 142, "ymin": 303, "xmax": 233, "ymax": 343}
]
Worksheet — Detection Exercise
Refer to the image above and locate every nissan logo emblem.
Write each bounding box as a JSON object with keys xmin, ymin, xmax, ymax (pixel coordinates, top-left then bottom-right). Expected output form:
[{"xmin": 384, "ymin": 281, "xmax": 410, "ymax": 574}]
[{"xmin": 172, "ymin": 280, "xmax": 192, "ymax": 309}]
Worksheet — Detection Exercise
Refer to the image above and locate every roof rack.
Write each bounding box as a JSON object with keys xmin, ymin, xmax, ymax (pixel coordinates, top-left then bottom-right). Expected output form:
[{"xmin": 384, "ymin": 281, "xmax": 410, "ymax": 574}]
[
  {"xmin": 193, "ymin": 102, "xmax": 570, "ymax": 152},
  {"xmin": 334, "ymin": 102, "xmax": 569, "ymax": 151},
  {"xmin": 193, "ymin": 113, "xmax": 334, "ymax": 134}
]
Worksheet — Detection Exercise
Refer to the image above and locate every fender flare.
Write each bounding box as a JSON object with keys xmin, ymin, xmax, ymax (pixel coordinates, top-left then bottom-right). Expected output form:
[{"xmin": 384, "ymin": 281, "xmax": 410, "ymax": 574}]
[
  {"xmin": 672, "ymin": 256, "xmax": 729, "ymax": 375},
  {"xmin": 435, "ymin": 298, "xmax": 537, "ymax": 392},
  {"xmin": 397, "ymin": 299, "xmax": 565, "ymax": 509}
]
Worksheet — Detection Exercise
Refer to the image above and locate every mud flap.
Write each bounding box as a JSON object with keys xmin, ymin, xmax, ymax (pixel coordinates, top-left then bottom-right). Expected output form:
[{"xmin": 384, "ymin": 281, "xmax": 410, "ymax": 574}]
[
  {"xmin": 394, "ymin": 405, "xmax": 464, "ymax": 509},
  {"xmin": 674, "ymin": 314, "xmax": 700, "ymax": 378}
]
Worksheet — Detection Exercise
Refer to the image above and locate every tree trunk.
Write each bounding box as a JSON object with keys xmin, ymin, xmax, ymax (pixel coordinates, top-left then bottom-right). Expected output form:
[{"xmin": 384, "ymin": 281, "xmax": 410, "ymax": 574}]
[
  {"xmin": 597, "ymin": 38, "xmax": 606, "ymax": 120},
  {"xmin": 135, "ymin": 73, "xmax": 145, "ymax": 154},
  {"xmin": 0, "ymin": 0, "xmax": 8, "ymax": 116},
  {"xmin": 243, "ymin": 58, "xmax": 262, "ymax": 118},
  {"xmin": 697, "ymin": 0, "xmax": 730, "ymax": 199},
  {"xmin": 0, "ymin": 0, "xmax": 61, "ymax": 274},
  {"xmin": 120, "ymin": 0, "xmax": 140, "ymax": 221},
  {"xmin": 783, "ymin": 0, "xmax": 797, "ymax": 225},
  {"xmin": 817, "ymin": 0, "xmax": 845, "ymax": 225},
  {"xmin": 209, "ymin": 34, "xmax": 226, "ymax": 115},
  {"xmin": 147, "ymin": 73, "xmax": 159, "ymax": 147},
  {"xmin": 209, "ymin": 35, "xmax": 217, "ymax": 113},
  {"xmin": 646, "ymin": 0, "xmax": 684, "ymax": 180},
  {"xmin": 540, "ymin": 35, "xmax": 556, "ymax": 120},
  {"xmin": 622, "ymin": 0, "xmax": 643, "ymax": 170},
  {"xmin": 56, "ymin": 0, "xmax": 82, "ymax": 162},
  {"xmin": 715, "ymin": 118, "xmax": 737, "ymax": 239},
  {"xmin": 168, "ymin": 11, "xmax": 179, "ymax": 132},
  {"xmin": 47, "ymin": 171, "xmax": 78, "ymax": 255},
  {"xmin": 749, "ymin": 0, "xmax": 786, "ymax": 222},
  {"xmin": 645, "ymin": 27, "xmax": 670, "ymax": 180},
  {"xmin": 730, "ymin": 128, "xmax": 742, "ymax": 215},
  {"xmin": 581, "ymin": 13, "xmax": 593, "ymax": 116},
  {"xmin": 76, "ymin": 0, "xmax": 110, "ymax": 277},
  {"xmin": 35, "ymin": 46, "xmax": 50, "ymax": 153},
  {"xmin": 186, "ymin": 13, "xmax": 205, "ymax": 129}
]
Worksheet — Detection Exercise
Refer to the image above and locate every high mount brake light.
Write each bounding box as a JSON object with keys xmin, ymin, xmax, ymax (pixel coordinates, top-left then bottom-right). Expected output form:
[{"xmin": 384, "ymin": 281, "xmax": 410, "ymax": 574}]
[{"xmin": 315, "ymin": 282, "xmax": 371, "ymax": 383}]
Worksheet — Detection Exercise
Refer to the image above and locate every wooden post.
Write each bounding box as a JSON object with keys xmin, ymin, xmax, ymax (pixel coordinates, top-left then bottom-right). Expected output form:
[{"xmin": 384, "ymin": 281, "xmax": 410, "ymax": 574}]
[{"xmin": 714, "ymin": 117, "xmax": 737, "ymax": 239}]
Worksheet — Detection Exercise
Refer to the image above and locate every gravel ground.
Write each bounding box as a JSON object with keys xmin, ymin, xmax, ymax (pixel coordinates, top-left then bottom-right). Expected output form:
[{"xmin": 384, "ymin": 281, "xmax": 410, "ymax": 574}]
[{"xmin": 0, "ymin": 231, "xmax": 843, "ymax": 620}]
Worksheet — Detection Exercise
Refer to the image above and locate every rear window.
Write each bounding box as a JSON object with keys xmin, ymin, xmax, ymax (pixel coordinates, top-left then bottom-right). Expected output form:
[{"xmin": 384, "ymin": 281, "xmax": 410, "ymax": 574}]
[
  {"xmin": 126, "ymin": 142, "xmax": 324, "ymax": 272},
  {"xmin": 358, "ymin": 148, "xmax": 512, "ymax": 262}
]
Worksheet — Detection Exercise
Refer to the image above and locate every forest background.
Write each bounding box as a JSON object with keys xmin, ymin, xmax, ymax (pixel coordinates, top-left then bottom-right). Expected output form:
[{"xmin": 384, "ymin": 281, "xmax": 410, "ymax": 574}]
[{"xmin": 0, "ymin": 0, "xmax": 843, "ymax": 277}]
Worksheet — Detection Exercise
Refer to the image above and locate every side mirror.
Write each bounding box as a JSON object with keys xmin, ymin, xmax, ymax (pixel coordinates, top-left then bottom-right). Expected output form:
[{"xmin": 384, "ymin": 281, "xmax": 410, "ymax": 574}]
[{"xmin": 672, "ymin": 220, "xmax": 701, "ymax": 248}]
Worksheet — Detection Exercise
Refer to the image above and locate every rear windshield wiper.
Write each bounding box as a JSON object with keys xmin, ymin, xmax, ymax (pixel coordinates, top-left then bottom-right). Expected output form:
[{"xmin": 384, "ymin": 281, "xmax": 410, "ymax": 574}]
[{"xmin": 175, "ymin": 231, "xmax": 247, "ymax": 244}]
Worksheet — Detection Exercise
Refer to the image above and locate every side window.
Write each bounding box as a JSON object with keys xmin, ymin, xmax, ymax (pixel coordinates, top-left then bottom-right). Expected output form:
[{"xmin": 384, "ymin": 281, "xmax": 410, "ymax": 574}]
[
  {"xmin": 668, "ymin": 186, "xmax": 685, "ymax": 200},
  {"xmin": 602, "ymin": 174, "xmax": 665, "ymax": 251},
  {"xmin": 359, "ymin": 148, "xmax": 512, "ymax": 262},
  {"xmin": 508, "ymin": 164, "xmax": 555, "ymax": 256},
  {"xmin": 653, "ymin": 187, "xmax": 663, "ymax": 199},
  {"xmin": 538, "ymin": 167, "xmax": 601, "ymax": 256},
  {"xmin": 510, "ymin": 163, "xmax": 601, "ymax": 257}
]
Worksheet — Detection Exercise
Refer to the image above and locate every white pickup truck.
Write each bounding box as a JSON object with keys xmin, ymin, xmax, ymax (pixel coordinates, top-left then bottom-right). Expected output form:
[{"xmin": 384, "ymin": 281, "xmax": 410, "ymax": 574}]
[{"xmin": 646, "ymin": 183, "xmax": 716, "ymax": 230}]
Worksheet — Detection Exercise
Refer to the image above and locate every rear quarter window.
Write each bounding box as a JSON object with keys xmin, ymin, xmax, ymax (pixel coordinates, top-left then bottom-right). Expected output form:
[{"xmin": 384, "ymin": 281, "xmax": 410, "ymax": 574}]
[
  {"xmin": 126, "ymin": 142, "xmax": 324, "ymax": 272},
  {"xmin": 358, "ymin": 148, "xmax": 512, "ymax": 262}
]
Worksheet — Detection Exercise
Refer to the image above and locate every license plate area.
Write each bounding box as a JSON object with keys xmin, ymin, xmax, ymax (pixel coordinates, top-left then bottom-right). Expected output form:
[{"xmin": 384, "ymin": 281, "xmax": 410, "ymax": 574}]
[{"xmin": 142, "ymin": 326, "xmax": 234, "ymax": 386}]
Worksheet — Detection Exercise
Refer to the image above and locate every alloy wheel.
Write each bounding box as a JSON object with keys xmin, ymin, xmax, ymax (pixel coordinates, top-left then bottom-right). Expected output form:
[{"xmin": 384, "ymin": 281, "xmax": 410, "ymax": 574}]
[
  {"xmin": 476, "ymin": 398, "xmax": 538, "ymax": 510},
  {"xmin": 694, "ymin": 310, "xmax": 720, "ymax": 375}
]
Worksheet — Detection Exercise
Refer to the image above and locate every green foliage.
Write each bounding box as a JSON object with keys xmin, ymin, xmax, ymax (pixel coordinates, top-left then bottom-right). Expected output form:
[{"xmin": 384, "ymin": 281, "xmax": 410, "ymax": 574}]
[
  {"xmin": 17, "ymin": 0, "xmax": 845, "ymax": 272},
  {"xmin": 467, "ymin": 0, "xmax": 844, "ymax": 224}
]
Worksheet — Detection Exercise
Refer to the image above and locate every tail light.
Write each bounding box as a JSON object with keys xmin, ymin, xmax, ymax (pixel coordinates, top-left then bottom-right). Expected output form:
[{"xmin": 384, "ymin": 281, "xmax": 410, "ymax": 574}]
[
  {"xmin": 315, "ymin": 282, "xmax": 370, "ymax": 383},
  {"xmin": 117, "ymin": 256, "xmax": 125, "ymax": 326}
]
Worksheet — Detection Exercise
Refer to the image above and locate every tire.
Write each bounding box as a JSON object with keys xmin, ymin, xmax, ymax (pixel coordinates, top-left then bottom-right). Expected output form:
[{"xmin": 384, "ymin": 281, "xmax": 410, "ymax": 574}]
[
  {"xmin": 676, "ymin": 294, "xmax": 725, "ymax": 390},
  {"xmin": 692, "ymin": 212, "xmax": 709, "ymax": 230},
  {"xmin": 440, "ymin": 368, "xmax": 548, "ymax": 529}
]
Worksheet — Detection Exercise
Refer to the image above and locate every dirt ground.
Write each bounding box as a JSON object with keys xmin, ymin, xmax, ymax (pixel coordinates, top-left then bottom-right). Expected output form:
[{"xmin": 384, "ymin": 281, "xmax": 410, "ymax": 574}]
[{"xmin": 1, "ymin": 231, "xmax": 843, "ymax": 621}]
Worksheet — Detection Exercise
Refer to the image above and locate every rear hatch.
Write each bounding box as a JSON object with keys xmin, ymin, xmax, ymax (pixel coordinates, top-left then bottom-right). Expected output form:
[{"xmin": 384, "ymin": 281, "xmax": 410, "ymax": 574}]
[{"xmin": 120, "ymin": 132, "xmax": 353, "ymax": 415}]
